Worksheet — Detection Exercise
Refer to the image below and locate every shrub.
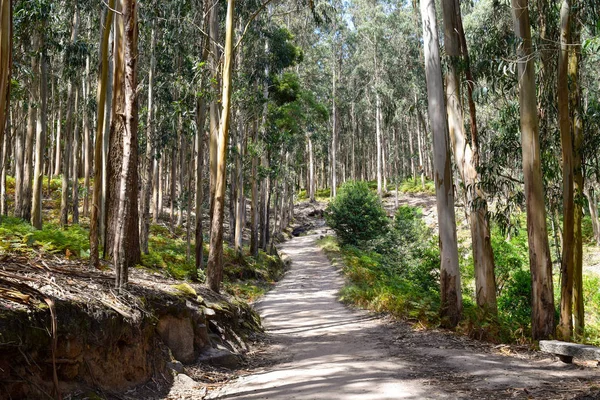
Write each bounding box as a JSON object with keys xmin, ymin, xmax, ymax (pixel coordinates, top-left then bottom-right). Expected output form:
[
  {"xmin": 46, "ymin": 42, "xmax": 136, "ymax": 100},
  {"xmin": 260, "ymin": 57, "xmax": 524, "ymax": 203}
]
[{"xmin": 325, "ymin": 181, "xmax": 389, "ymax": 245}]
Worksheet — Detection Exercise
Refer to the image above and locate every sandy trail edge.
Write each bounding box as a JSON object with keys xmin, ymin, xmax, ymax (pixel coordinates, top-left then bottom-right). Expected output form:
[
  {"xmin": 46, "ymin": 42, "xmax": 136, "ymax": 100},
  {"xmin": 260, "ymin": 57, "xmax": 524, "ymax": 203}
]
[{"xmin": 207, "ymin": 231, "xmax": 596, "ymax": 400}]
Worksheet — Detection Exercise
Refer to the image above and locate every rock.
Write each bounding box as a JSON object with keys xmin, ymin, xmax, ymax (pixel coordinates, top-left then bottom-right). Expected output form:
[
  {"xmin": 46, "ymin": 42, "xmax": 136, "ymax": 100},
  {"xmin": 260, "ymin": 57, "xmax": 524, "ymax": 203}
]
[
  {"xmin": 157, "ymin": 316, "xmax": 195, "ymax": 364},
  {"xmin": 174, "ymin": 373, "xmax": 199, "ymax": 389},
  {"xmin": 540, "ymin": 340, "xmax": 600, "ymax": 364},
  {"xmin": 167, "ymin": 360, "xmax": 185, "ymax": 374},
  {"xmin": 203, "ymin": 307, "xmax": 216, "ymax": 317},
  {"xmin": 198, "ymin": 346, "xmax": 241, "ymax": 369}
]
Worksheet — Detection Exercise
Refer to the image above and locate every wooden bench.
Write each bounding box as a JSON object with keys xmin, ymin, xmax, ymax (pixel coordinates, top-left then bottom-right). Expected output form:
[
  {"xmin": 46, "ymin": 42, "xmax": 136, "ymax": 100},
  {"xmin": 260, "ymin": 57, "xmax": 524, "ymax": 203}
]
[{"xmin": 539, "ymin": 340, "xmax": 600, "ymax": 364}]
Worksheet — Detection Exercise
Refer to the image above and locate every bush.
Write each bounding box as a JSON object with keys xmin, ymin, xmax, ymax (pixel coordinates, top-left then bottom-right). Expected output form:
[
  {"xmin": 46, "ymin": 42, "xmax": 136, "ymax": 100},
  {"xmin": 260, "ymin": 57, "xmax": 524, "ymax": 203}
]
[{"xmin": 325, "ymin": 181, "xmax": 389, "ymax": 246}]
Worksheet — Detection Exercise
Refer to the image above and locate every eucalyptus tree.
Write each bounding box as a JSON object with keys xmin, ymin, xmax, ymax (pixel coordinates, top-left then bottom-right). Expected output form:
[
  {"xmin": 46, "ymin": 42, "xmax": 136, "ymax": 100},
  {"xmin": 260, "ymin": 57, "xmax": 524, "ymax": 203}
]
[
  {"xmin": 442, "ymin": 0, "xmax": 497, "ymax": 313},
  {"xmin": 90, "ymin": 0, "xmax": 115, "ymax": 269},
  {"xmin": 420, "ymin": 0, "xmax": 462, "ymax": 327},
  {"xmin": 206, "ymin": 0, "xmax": 235, "ymax": 293},
  {"xmin": 0, "ymin": 0, "xmax": 10, "ymax": 170},
  {"xmin": 511, "ymin": 0, "xmax": 555, "ymax": 340}
]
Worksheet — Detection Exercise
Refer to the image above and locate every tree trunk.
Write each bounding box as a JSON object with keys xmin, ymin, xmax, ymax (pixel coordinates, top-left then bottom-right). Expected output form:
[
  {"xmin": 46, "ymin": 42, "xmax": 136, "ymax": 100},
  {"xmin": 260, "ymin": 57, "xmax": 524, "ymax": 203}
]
[
  {"xmin": 60, "ymin": 9, "xmax": 80, "ymax": 227},
  {"xmin": 420, "ymin": 0, "xmax": 462, "ymax": 327},
  {"xmin": 557, "ymin": 0, "xmax": 574, "ymax": 341},
  {"xmin": 82, "ymin": 40, "xmax": 91, "ymax": 218},
  {"xmin": 32, "ymin": 47, "xmax": 47, "ymax": 229},
  {"xmin": 250, "ymin": 119, "xmax": 259, "ymax": 257},
  {"xmin": 21, "ymin": 40, "xmax": 39, "ymax": 222},
  {"xmin": 585, "ymin": 186, "xmax": 600, "ymax": 246},
  {"xmin": 139, "ymin": 23, "xmax": 155, "ymax": 255},
  {"xmin": 206, "ymin": 0, "xmax": 235, "ymax": 293},
  {"xmin": 195, "ymin": 3, "xmax": 210, "ymax": 277},
  {"xmin": 90, "ymin": 0, "xmax": 114, "ymax": 269},
  {"xmin": 570, "ymin": 9, "xmax": 584, "ymax": 338},
  {"xmin": 114, "ymin": 0, "xmax": 140, "ymax": 289},
  {"xmin": 208, "ymin": 3, "xmax": 220, "ymax": 225},
  {"xmin": 331, "ymin": 42, "xmax": 337, "ymax": 197},
  {"xmin": 442, "ymin": 0, "xmax": 497, "ymax": 313},
  {"xmin": 72, "ymin": 86, "xmax": 80, "ymax": 225},
  {"xmin": 308, "ymin": 135, "xmax": 315, "ymax": 202},
  {"xmin": 0, "ymin": 0, "xmax": 10, "ymax": 163},
  {"xmin": 511, "ymin": 0, "xmax": 555, "ymax": 340}
]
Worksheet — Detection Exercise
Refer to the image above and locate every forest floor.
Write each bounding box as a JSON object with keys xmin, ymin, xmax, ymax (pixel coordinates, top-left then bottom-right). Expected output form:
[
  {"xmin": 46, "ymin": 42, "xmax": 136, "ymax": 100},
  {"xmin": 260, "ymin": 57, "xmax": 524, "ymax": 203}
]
[{"xmin": 205, "ymin": 208, "xmax": 600, "ymax": 400}]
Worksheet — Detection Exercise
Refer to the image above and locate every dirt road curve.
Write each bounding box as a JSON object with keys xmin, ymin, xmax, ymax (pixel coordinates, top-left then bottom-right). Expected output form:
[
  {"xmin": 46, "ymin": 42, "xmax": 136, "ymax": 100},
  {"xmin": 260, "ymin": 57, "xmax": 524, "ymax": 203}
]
[{"xmin": 207, "ymin": 232, "xmax": 597, "ymax": 400}]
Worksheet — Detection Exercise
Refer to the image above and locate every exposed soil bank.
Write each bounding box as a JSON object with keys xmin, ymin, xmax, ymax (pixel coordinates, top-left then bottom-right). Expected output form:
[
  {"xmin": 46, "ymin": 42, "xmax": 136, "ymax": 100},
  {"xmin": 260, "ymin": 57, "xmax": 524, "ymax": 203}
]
[{"xmin": 0, "ymin": 259, "xmax": 264, "ymax": 399}]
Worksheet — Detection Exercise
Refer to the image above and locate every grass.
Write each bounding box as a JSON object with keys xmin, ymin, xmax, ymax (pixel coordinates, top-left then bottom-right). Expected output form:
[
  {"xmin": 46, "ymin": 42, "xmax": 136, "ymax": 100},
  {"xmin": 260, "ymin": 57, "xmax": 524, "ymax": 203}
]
[
  {"xmin": 317, "ymin": 235, "xmax": 441, "ymax": 326},
  {"xmin": 399, "ymin": 177, "xmax": 435, "ymax": 195},
  {"xmin": 297, "ymin": 187, "xmax": 332, "ymax": 201}
]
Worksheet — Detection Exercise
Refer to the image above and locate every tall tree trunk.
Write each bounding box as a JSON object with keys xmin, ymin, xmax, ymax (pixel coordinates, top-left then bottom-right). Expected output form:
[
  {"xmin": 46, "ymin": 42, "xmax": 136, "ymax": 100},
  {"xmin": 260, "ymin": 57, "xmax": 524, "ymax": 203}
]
[
  {"xmin": 250, "ymin": 119, "xmax": 259, "ymax": 257},
  {"xmin": 206, "ymin": 0, "xmax": 234, "ymax": 293},
  {"xmin": 570, "ymin": 8, "xmax": 584, "ymax": 338},
  {"xmin": 195, "ymin": 3, "xmax": 210, "ymax": 277},
  {"xmin": 72, "ymin": 86, "xmax": 80, "ymax": 224},
  {"xmin": 420, "ymin": 0, "xmax": 462, "ymax": 327},
  {"xmin": 32, "ymin": 47, "xmax": 47, "ymax": 229},
  {"xmin": 208, "ymin": 3, "xmax": 220, "ymax": 225},
  {"xmin": 442, "ymin": 0, "xmax": 497, "ymax": 313},
  {"xmin": 53, "ymin": 103, "xmax": 62, "ymax": 176},
  {"xmin": 90, "ymin": 0, "xmax": 114, "ymax": 269},
  {"xmin": 308, "ymin": 135, "xmax": 315, "ymax": 202},
  {"xmin": 511, "ymin": 0, "xmax": 555, "ymax": 340},
  {"xmin": 234, "ymin": 121, "xmax": 244, "ymax": 254},
  {"xmin": 557, "ymin": 0, "xmax": 574, "ymax": 340},
  {"xmin": 82, "ymin": 33, "xmax": 91, "ymax": 218},
  {"xmin": 0, "ymin": 0, "xmax": 11, "ymax": 164},
  {"xmin": 375, "ymin": 48, "xmax": 383, "ymax": 197},
  {"xmin": 585, "ymin": 185, "xmax": 600, "ymax": 246},
  {"xmin": 21, "ymin": 37, "xmax": 39, "ymax": 221},
  {"xmin": 139, "ymin": 24, "xmax": 155, "ymax": 255},
  {"xmin": 331, "ymin": 40, "xmax": 337, "ymax": 197},
  {"xmin": 114, "ymin": 0, "xmax": 140, "ymax": 289},
  {"xmin": 60, "ymin": 9, "xmax": 80, "ymax": 227}
]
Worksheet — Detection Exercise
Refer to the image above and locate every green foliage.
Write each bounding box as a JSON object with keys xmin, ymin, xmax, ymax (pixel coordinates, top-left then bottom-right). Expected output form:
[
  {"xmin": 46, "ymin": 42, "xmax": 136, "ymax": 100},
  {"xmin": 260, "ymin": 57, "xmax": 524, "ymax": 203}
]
[
  {"xmin": 0, "ymin": 216, "xmax": 89, "ymax": 258},
  {"xmin": 325, "ymin": 181, "xmax": 389, "ymax": 246},
  {"xmin": 400, "ymin": 177, "xmax": 435, "ymax": 195},
  {"xmin": 141, "ymin": 224, "xmax": 204, "ymax": 281},
  {"xmin": 497, "ymin": 269, "xmax": 532, "ymax": 335},
  {"xmin": 321, "ymin": 205, "xmax": 442, "ymax": 325}
]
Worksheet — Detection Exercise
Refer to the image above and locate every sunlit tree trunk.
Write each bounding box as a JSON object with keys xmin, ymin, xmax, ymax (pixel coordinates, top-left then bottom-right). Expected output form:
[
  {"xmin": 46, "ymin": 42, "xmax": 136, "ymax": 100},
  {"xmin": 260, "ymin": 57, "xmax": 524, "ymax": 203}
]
[
  {"xmin": 32, "ymin": 47, "xmax": 47, "ymax": 229},
  {"xmin": 208, "ymin": 3, "xmax": 220, "ymax": 225},
  {"xmin": 442, "ymin": 0, "xmax": 497, "ymax": 313},
  {"xmin": 90, "ymin": 0, "xmax": 114, "ymax": 269},
  {"xmin": 511, "ymin": 0, "xmax": 555, "ymax": 339},
  {"xmin": 421, "ymin": 0, "xmax": 462, "ymax": 327},
  {"xmin": 570, "ymin": 7, "xmax": 584, "ymax": 338},
  {"xmin": 0, "ymin": 0, "xmax": 10, "ymax": 174},
  {"xmin": 114, "ymin": 0, "xmax": 140, "ymax": 289},
  {"xmin": 557, "ymin": 0, "xmax": 574, "ymax": 340},
  {"xmin": 20, "ymin": 35, "xmax": 39, "ymax": 221},
  {"xmin": 82, "ymin": 28, "xmax": 91, "ymax": 218},
  {"xmin": 206, "ymin": 0, "xmax": 235, "ymax": 293}
]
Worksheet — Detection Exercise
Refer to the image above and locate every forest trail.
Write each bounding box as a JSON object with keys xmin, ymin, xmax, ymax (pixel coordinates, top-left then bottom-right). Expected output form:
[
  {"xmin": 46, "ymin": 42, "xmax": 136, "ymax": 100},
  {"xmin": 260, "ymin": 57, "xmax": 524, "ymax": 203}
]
[{"xmin": 207, "ymin": 229, "xmax": 597, "ymax": 400}]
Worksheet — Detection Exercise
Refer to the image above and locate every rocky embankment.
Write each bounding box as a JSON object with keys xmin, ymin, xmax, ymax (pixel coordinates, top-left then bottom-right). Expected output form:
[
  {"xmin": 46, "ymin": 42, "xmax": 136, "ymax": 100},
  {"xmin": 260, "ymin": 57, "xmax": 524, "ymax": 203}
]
[{"xmin": 0, "ymin": 257, "xmax": 267, "ymax": 399}]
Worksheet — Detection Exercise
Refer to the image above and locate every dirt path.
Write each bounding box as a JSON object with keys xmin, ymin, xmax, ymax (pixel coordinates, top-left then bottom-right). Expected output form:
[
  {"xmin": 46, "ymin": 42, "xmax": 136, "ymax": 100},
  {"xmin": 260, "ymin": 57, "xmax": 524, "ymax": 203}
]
[{"xmin": 207, "ymin": 231, "xmax": 597, "ymax": 400}]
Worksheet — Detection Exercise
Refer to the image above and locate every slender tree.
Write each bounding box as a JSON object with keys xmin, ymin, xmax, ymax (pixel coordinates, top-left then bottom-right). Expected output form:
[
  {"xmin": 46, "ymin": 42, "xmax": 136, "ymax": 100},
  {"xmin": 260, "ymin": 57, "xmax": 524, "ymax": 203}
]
[
  {"xmin": 90, "ymin": 0, "xmax": 115, "ymax": 269},
  {"xmin": 207, "ymin": 0, "xmax": 235, "ymax": 293},
  {"xmin": 420, "ymin": 0, "xmax": 462, "ymax": 327},
  {"xmin": 511, "ymin": 0, "xmax": 555, "ymax": 339}
]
